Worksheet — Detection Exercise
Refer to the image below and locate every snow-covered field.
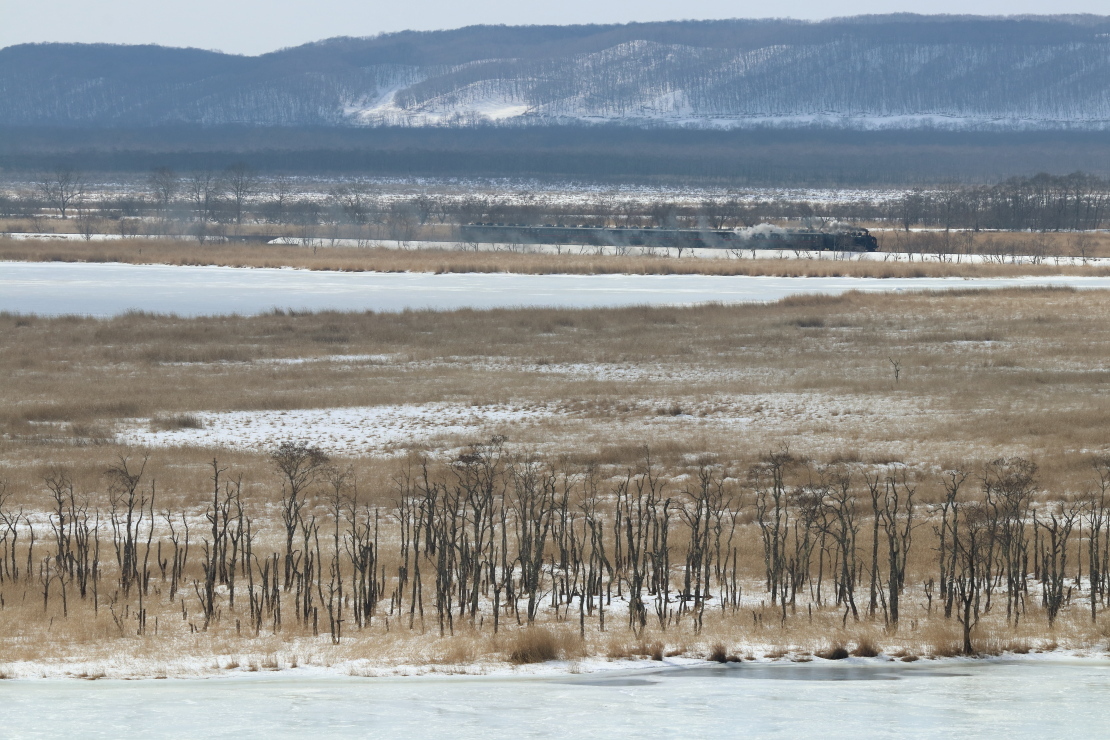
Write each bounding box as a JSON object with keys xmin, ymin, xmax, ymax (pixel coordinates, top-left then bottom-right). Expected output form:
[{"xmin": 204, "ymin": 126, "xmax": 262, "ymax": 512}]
[
  {"xmin": 116, "ymin": 389, "xmax": 938, "ymax": 458},
  {"xmin": 5, "ymin": 261, "xmax": 1110, "ymax": 317},
  {"xmin": 0, "ymin": 178, "xmax": 911, "ymax": 206},
  {"xmin": 119, "ymin": 403, "xmax": 560, "ymax": 454},
  {"xmin": 0, "ymin": 659, "xmax": 1106, "ymax": 738}
]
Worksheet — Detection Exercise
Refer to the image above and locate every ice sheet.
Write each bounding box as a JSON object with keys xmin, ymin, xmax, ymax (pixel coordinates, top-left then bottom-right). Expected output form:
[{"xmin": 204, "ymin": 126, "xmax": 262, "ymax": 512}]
[
  {"xmin": 0, "ymin": 661, "xmax": 1107, "ymax": 738},
  {"xmin": 4, "ymin": 261, "xmax": 1110, "ymax": 317}
]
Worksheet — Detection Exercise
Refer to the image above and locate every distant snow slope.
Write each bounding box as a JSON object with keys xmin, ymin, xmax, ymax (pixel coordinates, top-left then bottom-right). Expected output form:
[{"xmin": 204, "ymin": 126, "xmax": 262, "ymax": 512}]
[{"xmin": 3, "ymin": 16, "xmax": 1110, "ymax": 129}]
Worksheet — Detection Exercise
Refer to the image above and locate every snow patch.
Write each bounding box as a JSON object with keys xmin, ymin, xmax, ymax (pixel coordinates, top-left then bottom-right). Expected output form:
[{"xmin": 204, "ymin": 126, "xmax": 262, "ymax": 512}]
[{"xmin": 118, "ymin": 403, "xmax": 561, "ymax": 454}]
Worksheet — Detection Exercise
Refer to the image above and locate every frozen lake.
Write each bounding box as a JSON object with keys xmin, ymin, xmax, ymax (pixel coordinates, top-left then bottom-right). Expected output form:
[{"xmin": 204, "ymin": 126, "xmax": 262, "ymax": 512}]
[
  {"xmin": 0, "ymin": 661, "xmax": 1106, "ymax": 738},
  {"xmin": 3, "ymin": 262, "xmax": 1110, "ymax": 317}
]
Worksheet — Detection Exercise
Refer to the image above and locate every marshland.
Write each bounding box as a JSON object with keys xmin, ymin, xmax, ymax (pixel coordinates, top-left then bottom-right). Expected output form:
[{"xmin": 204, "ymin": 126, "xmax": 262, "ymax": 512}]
[
  {"xmin": 3, "ymin": 287, "xmax": 1110, "ymax": 678},
  {"xmin": 10, "ymin": 13, "xmax": 1110, "ymax": 735}
]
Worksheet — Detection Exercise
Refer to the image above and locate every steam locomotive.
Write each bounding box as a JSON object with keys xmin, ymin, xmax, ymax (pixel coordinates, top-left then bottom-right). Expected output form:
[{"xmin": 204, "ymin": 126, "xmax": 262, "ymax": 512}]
[{"xmin": 457, "ymin": 224, "xmax": 878, "ymax": 252}]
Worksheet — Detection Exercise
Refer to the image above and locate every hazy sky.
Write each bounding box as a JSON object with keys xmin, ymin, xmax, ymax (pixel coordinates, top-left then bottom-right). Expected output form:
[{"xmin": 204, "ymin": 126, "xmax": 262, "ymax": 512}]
[{"xmin": 5, "ymin": 0, "xmax": 1108, "ymax": 55}]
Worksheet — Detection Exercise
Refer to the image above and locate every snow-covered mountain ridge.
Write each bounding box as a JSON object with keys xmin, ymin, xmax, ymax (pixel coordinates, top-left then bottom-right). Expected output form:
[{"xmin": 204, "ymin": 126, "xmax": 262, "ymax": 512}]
[{"xmin": 4, "ymin": 16, "xmax": 1110, "ymax": 129}]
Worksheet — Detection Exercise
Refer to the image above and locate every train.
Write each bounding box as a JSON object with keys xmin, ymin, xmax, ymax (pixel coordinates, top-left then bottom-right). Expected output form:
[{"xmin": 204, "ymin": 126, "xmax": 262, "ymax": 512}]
[{"xmin": 457, "ymin": 224, "xmax": 878, "ymax": 252}]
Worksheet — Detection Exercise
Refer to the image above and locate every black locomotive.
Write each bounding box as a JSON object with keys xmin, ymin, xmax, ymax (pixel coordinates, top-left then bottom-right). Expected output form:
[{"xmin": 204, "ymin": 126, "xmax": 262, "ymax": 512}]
[{"xmin": 457, "ymin": 224, "xmax": 878, "ymax": 252}]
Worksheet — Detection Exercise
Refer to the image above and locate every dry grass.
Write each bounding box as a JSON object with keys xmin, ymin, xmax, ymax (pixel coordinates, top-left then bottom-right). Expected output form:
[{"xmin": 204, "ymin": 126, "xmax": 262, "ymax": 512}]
[
  {"xmin": 506, "ymin": 630, "xmax": 568, "ymax": 665},
  {"xmin": 1, "ymin": 286, "xmax": 1110, "ymax": 673},
  {"xmin": 3, "ymin": 286, "xmax": 1110, "ymax": 499},
  {"xmin": 874, "ymin": 228, "xmax": 1110, "ymax": 259},
  {"xmin": 0, "ymin": 560, "xmax": 1104, "ymax": 677},
  {"xmin": 150, "ymin": 414, "xmax": 205, "ymax": 431},
  {"xmin": 2, "ymin": 236, "xmax": 1108, "ymax": 278},
  {"xmin": 817, "ymin": 643, "xmax": 850, "ymax": 660},
  {"xmin": 851, "ymin": 636, "xmax": 880, "ymax": 658}
]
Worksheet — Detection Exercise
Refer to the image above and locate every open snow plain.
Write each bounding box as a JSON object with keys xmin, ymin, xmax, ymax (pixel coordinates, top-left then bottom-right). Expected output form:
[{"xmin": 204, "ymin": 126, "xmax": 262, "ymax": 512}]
[
  {"xmin": 1, "ymin": 661, "xmax": 1108, "ymax": 739},
  {"xmin": 5, "ymin": 261, "xmax": 1110, "ymax": 316}
]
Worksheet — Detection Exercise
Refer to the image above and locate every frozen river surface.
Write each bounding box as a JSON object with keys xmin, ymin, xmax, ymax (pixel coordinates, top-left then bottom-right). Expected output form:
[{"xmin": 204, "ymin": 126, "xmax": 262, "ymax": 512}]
[
  {"xmin": 1, "ymin": 661, "xmax": 1108, "ymax": 738},
  {"xmin": 4, "ymin": 261, "xmax": 1110, "ymax": 316}
]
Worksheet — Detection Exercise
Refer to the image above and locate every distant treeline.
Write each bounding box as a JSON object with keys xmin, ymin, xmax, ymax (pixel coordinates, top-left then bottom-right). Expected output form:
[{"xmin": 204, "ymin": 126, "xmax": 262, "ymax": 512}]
[
  {"xmin": 3, "ymin": 127, "xmax": 1110, "ymax": 186},
  {"xmin": 7, "ymin": 164, "xmax": 1110, "ymax": 236}
]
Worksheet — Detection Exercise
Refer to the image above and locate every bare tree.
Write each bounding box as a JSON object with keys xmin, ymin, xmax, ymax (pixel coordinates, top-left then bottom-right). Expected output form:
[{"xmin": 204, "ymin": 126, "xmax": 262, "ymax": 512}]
[
  {"xmin": 268, "ymin": 175, "xmax": 294, "ymax": 224},
  {"xmin": 37, "ymin": 166, "xmax": 84, "ymax": 219},
  {"xmin": 186, "ymin": 170, "xmax": 220, "ymax": 223},
  {"xmin": 75, "ymin": 209, "xmax": 98, "ymax": 242},
  {"xmin": 105, "ymin": 455, "xmax": 153, "ymax": 598},
  {"xmin": 224, "ymin": 162, "xmax": 259, "ymax": 226},
  {"xmin": 1071, "ymin": 233, "xmax": 1094, "ymax": 264},
  {"xmin": 270, "ymin": 441, "xmax": 329, "ymax": 589},
  {"xmin": 952, "ymin": 502, "xmax": 988, "ymax": 654},
  {"xmin": 148, "ymin": 167, "xmax": 178, "ymax": 215},
  {"xmin": 880, "ymin": 470, "xmax": 916, "ymax": 628},
  {"xmin": 1088, "ymin": 459, "xmax": 1110, "ymax": 620},
  {"xmin": 935, "ymin": 468, "xmax": 969, "ymax": 618},
  {"xmin": 387, "ymin": 202, "xmax": 420, "ymax": 244},
  {"xmin": 1036, "ymin": 499, "xmax": 1081, "ymax": 626},
  {"xmin": 898, "ymin": 189, "xmax": 927, "ymax": 232},
  {"xmin": 824, "ymin": 466, "xmax": 861, "ymax": 623},
  {"xmin": 983, "ymin": 457, "xmax": 1036, "ymax": 624}
]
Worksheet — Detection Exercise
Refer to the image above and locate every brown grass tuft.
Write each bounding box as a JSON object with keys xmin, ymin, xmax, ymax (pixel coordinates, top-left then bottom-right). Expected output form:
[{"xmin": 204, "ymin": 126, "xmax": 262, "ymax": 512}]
[
  {"xmin": 851, "ymin": 636, "xmax": 880, "ymax": 658},
  {"xmin": 508, "ymin": 627, "xmax": 561, "ymax": 664},
  {"xmin": 818, "ymin": 643, "xmax": 850, "ymax": 660},
  {"xmin": 151, "ymin": 414, "xmax": 205, "ymax": 431}
]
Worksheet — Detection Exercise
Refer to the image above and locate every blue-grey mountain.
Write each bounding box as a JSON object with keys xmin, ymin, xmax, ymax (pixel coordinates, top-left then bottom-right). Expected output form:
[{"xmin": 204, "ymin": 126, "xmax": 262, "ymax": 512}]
[{"xmin": 3, "ymin": 15, "xmax": 1110, "ymax": 130}]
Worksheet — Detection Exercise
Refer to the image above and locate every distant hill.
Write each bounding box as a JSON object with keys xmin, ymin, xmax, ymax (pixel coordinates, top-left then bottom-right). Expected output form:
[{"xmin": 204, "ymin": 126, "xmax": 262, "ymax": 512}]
[{"xmin": 3, "ymin": 15, "xmax": 1110, "ymax": 129}]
